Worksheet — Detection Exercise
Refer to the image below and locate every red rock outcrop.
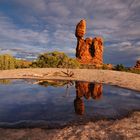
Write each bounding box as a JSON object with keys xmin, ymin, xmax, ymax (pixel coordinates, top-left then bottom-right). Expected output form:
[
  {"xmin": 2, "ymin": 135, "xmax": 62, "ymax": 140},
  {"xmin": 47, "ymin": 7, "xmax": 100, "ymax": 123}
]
[
  {"xmin": 92, "ymin": 37, "xmax": 104, "ymax": 65},
  {"xmin": 134, "ymin": 60, "xmax": 140, "ymax": 69},
  {"xmin": 75, "ymin": 19, "xmax": 104, "ymax": 65},
  {"xmin": 75, "ymin": 19, "xmax": 86, "ymax": 38}
]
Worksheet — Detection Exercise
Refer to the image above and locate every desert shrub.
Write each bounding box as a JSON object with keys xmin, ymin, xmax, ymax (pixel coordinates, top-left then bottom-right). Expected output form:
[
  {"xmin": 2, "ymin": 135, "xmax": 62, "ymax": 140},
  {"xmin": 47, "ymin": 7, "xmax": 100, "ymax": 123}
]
[
  {"xmin": 126, "ymin": 68, "xmax": 140, "ymax": 74},
  {"xmin": 0, "ymin": 54, "xmax": 32, "ymax": 70},
  {"xmin": 80, "ymin": 64, "xmax": 96, "ymax": 69},
  {"xmin": 102, "ymin": 64, "xmax": 114, "ymax": 70},
  {"xmin": 15, "ymin": 59, "xmax": 32, "ymax": 68},
  {"xmin": 0, "ymin": 54, "xmax": 16, "ymax": 70},
  {"xmin": 31, "ymin": 51, "xmax": 80, "ymax": 68},
  {"xmin": 114, "ymin": 64, "xmax": 126, "ymax": 71}
]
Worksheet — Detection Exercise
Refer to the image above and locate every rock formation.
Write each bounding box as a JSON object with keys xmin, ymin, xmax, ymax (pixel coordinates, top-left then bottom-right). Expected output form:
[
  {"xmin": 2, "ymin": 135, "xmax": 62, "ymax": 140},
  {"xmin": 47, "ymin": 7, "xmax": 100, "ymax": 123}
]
[
  {"xmin": 75, "ymin": 19, "xmax": 86, "ymax": 38},
  {"xmin": 75, "ymin": 19, "xmax": 104, "ymax": 65},
  {"xmin": 134, "ymin": 60, "xmax": 140, "ymax": 69}
]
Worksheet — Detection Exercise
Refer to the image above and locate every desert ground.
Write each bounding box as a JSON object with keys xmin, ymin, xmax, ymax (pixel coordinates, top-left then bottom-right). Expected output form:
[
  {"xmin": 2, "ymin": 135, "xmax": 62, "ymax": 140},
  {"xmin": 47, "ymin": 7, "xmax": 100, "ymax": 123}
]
[
  {"xmin": 0, "ymin": 111, "xmax": 139, "ymax": 140},
  {"xmin": 0, "ymin": 68, "xmax": 140, "ymax": 140}
]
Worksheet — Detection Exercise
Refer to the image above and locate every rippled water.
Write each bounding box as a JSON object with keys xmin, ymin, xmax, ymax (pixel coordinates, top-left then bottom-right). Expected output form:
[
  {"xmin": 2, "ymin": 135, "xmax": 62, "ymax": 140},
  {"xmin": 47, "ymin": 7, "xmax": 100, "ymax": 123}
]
[{"xmin": 0, "ymin": 79, "xmax": 139, "ymax": 128}]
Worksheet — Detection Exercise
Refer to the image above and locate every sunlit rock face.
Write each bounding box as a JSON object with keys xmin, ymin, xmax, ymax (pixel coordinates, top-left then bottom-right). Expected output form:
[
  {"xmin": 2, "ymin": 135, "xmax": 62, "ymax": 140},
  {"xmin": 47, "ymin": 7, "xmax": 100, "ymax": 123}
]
[
  {"xmin": 75, "ymin": 19, "xmax": 86, "ymax": 38},
  {"xmin": 134, "ymin": 60, "xmax": 140, "ymax": 69},
  {"xmin": 75, "ymin": 19, "xmax": 104, "ymax": 66}
]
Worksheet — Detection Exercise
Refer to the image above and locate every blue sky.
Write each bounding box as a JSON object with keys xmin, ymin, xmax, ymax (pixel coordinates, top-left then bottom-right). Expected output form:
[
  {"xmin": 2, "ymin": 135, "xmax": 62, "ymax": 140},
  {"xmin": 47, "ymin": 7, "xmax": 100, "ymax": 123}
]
[{"xmin": 0, "ymin": 0, "xmax": 140, "ymax": 66}]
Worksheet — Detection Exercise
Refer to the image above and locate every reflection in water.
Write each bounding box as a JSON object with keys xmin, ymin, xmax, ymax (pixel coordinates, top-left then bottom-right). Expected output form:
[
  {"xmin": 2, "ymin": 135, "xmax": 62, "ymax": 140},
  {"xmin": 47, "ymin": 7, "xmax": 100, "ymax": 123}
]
[
  {"xmin": 0, "ymin": 79, "xmax": 11, "ymax": 85},
  {"xmin": 74, "ymin": 81, "xmax": 103, "ymax": 115},
  {"xmin": 38, "ymin": 80, "xmax": 74, "ymax": 97},
  {"xmin": 74, "ymin": 97, "xmax": 85, "ymax": 115},
  {"xmin": 37, "ymin": 80, "xmax": 103, "ymax": 115},
  {"xmin": 38, "ymin": 80, "xmax": 74, "ymax": 87},
  {"xmin": 0, "ymin": 79, "xmax": 140, "ymax": 128},
  {"xmin": 38, "ymin": 80, "xmax": 103, "ymax": 115}
]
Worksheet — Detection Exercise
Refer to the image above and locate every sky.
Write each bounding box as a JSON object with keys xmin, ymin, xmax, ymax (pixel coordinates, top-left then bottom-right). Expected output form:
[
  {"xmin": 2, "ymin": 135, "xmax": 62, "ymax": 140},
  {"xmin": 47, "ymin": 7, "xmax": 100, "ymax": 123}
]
[{"xmin": 0, "ymin": 0, "xmax": 140, "ymax": 66}]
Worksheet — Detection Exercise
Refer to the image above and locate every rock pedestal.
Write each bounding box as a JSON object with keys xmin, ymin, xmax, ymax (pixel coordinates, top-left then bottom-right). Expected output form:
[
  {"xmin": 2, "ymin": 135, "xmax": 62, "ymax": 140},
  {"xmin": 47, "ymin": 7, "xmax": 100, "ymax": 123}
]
[{"xmin": 75, "ymin": 19, "xmax": 104, "ymax": 65}]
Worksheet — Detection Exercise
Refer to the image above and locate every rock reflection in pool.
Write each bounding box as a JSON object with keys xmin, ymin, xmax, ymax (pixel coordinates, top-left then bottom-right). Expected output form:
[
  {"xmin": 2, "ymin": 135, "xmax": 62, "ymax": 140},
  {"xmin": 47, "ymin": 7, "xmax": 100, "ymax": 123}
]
[
  {"xmin": 74, "ymin": 82, "xmax": 102, "ymax": 115},
  {"xmin": 0, "ymin": 79, "xmax": 140, "ymax": 128}
]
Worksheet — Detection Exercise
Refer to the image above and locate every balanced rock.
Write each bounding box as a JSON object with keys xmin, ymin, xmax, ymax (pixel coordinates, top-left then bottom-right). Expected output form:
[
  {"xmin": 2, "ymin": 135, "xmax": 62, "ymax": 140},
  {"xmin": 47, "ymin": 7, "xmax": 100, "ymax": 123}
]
[
  {"xmin": 76, "ymin": 38, "xmax": 92, "ymax": 63},
  {"xmin": 75, "ymin": 19, "xmax": 86, "ymax": 38},
  {"xmin": 75, "ymin": 19, "xmax": 104, "ymax": 65}
]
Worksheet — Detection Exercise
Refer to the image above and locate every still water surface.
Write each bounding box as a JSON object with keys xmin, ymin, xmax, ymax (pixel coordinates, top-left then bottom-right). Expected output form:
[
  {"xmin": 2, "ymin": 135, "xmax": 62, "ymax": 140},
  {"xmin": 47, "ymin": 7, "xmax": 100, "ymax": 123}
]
[{"xmin": 0, "ymin": 79, "xmax": 139, "ymax": 128}]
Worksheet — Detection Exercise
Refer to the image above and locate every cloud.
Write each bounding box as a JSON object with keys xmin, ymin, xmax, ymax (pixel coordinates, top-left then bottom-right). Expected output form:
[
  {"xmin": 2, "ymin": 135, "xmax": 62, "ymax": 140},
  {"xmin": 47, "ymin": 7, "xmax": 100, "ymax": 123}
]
[
  {"xmin": 0, "ymin": 16, "xmax": 49, "ymax": 44},
  {"xmin": 104, "ymin": 41, "xmax": 140, "ymax": 66},
  {"xmin": 46, "ymin": 2, "xmax": 70, "ymax": 17},
  {"xmin": 0, "ymin": 13, "xmax": 50, "ymax": 58},
  {"xmin": 0, "ymin": 0, "xmax": 140, "ymax": 65}
]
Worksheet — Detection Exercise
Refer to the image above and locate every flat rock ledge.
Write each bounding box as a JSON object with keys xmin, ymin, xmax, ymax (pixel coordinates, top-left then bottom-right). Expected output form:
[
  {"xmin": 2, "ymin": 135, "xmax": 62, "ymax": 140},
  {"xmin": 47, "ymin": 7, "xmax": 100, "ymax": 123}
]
[{"xmin": 0, "ymin": 68, "xmax": 140, "ymax": 92}]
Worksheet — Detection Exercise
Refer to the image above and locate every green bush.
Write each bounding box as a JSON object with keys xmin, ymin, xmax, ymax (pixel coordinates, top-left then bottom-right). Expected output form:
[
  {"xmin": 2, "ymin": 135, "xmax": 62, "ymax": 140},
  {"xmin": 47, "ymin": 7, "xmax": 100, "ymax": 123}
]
[
  {"xmin": 31, "ymin": 51, "xmax": 80, "ymax": 68},
  {"xmin": 15, "ymin": 59, "xmax": 32, "ymax": 68},
  {"xmin": 0, "ymin": 54, "xmax": 16, "ymax": 70},
  {"xmin": 114, "ymin": 64, "xmax": 126, "ymax": 71},
  {"xmin": 127, "ymin": 68, "xmax": 140, "ymax": 74},
  {"xmin": 0, "ymin": 54, "xmax": 32, "ymax": 70}
]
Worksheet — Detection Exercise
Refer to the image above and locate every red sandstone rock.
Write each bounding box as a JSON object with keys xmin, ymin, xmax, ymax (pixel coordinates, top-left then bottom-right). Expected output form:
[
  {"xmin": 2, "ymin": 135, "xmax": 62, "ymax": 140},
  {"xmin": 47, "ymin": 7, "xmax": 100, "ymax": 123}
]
[
  {"xmin": 134, "ymin": 60, "xmax": 140, "ymax": 69},
  {"xmin": 75, "ymin": 20, "xmax": 104, "ymax": 65},
  {"xmin": 75, "ymin": 19, "xmax": 86, "ymax": 38},
  {"xmin": 76, "ymin": 38, "xmax": 92, "ymax": 63},
  {"xmin": 92, "ymin": 37, "xmax": 104, "ymax": 64}
]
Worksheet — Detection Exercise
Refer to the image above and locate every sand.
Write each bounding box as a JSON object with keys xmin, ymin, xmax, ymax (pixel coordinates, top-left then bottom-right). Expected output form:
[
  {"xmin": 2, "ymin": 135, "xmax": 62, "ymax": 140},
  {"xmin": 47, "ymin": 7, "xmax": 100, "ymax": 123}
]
[{"xmin": 0, "ymin": 68, "xmax": 140, "ymax": 140}]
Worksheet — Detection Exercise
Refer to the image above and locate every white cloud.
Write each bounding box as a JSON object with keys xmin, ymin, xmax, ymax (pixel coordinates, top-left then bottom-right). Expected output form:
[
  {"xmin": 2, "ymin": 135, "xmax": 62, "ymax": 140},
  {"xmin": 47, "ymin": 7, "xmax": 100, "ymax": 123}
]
[
  {"xmin": 104, "ymin": 41, "xmax": 140, "ymax": 66},
  {"xmin": 46, "ymin": 2, "xmax": 70, "ymax": 17},
  {"xmin": 0, "ymin": 21, "xmax": 48, "ymax": 44},
  {"xmin": 0, "ymin": 0, "xmax": 140, "ymax": 65},
  {"xmin": 0, "ymin": 14, "xmax": 49, "ymax": 55}
]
